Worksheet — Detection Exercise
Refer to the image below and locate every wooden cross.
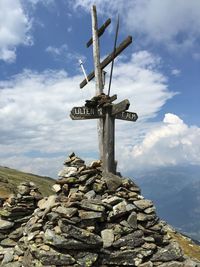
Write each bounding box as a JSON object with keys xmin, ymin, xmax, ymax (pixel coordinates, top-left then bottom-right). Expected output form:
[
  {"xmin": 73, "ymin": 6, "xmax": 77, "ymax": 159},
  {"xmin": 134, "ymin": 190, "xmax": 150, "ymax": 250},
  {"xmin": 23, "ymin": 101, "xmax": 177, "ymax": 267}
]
[{"xmin": 70, "ymin": 6, "xmax": 138, "ymax": 174}]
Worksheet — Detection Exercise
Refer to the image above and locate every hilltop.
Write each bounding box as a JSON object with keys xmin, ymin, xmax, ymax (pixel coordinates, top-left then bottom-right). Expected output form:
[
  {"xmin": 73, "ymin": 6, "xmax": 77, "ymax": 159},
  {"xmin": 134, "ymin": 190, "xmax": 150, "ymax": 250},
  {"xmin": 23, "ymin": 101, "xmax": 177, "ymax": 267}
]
[{"xmin": 0, "ymin": 166, "xmax": 54, "ymax": 198}]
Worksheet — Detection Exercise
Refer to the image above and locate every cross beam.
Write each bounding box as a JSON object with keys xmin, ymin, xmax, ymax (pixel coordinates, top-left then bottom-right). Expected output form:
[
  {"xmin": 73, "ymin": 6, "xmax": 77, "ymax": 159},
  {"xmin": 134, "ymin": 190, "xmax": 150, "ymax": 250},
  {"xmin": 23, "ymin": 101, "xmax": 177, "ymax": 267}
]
[
  {"xmin": 80, "ymin": 36, "xmax": 132, "ymax": 89},
  {"xmin": 87, "ymin": 18, "xmax": 111, "ymax": 48}
]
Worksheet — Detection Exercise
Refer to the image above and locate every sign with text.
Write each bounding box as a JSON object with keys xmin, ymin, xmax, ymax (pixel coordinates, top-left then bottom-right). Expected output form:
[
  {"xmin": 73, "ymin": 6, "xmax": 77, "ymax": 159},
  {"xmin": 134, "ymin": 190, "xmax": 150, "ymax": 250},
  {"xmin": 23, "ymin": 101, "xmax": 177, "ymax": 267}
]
[
  {"xmin": 115, "ymin": 111, "xmax": 138, "ymax": 122},
  {"xmin": 70, "ymin": 106, "xmax": 104, "ymax": 120},
  {"xmin": 70, "ymin": 106, "xmax": 138, "ymax": 122},
  {"xmin": 111, "ymin": 99, "xmax": 130, "ymax": 116}
]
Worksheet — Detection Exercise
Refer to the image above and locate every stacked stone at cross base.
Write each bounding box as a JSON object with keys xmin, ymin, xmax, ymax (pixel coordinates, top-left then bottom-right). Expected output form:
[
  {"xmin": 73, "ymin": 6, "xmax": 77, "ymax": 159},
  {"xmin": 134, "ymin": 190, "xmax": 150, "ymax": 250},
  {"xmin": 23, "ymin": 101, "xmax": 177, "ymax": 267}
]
[
  {"xmin": 1, "ymin": 154, "xmax": 200, "ymax": 267},
  {"xmin": 0, "ymin": 182, "xmax": 42, "ymax": 265}
]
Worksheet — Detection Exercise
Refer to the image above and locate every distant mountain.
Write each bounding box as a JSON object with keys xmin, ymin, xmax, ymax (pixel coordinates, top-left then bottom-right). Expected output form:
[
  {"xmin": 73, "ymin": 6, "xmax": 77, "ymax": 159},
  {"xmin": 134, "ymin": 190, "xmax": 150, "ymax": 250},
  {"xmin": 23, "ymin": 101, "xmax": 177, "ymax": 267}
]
[
  {"xmin": 133, "ymin": 165, "xmax": 200, "ymax": 241},
  {"xmin": 0, "ymin": 166, "xmax": 55, "ymax": 198}
]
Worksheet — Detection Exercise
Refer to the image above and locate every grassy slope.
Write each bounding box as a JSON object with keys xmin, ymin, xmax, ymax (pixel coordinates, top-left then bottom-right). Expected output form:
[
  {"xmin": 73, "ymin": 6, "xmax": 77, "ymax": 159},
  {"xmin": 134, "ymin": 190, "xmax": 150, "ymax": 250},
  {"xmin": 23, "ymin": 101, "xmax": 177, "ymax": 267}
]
[
  {"xmin": 170, "ymin": 231, "xmax": 200, "ymax": 262},
  {"xmin": 0, "ymin": 166, "xmax": 55, "ymax": 198}
]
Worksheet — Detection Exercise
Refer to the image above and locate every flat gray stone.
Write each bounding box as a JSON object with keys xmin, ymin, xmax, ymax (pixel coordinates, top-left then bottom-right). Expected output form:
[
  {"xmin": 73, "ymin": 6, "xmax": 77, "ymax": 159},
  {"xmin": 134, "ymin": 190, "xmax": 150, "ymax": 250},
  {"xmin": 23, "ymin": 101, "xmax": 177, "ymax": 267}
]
[
  {"xmin": 76, "ymin": 252, "xmax": 98, "ymax": 267},
  {"xmin": 101, "ymin": 229, "xmax": 114, "ymax": 248},
  {"xmin": 56, "ymin": 177, "xmax": 79, "ymax": 184},
  {"xmin": 134, "ymin": 199, "xmax": 153, "ymax": 210},
  {"xmin": 58, "ymin": 166, "xmax": 78, "ymax": 177},
  {"xmin": 0, "ymin": 219, "xmax": 14, "ymax": 230},
  {"xmin": 37, "ymin": 195, "xmax": 57, "ymax": 210},
  {"xmin": 44, "ymin": 228, "xmax": 102, "ymax": 249},
  {"xmin": 108, "ymin": 200, "xmax": 127, "ymax": 220},
  {"xmin": 2, "ymin": 262, "xmax": 22, "ymax": 267},
  {"xmin": 127, "ymin": 211, "xmax": 137, "ymax": 229},
  {"xmin": 113, "ymin": 230, "xmax": 144, "ymax": 248},
  {"xmin": 104, "ymin": 172, "xmax": 122, "ymax": 191},
  {"xmin": 34, "ymin": 245, "xmax": 75, "ymax": 265},
  {"xmin": 151, "ymin": 242, "xmax": 183, "ymax": 262},
  {"xmin": 85, "ymin": 190, "xmax": 96, "ymax": 199},
  {"xmin": 80, "ymin": 200, "xmax": 105, "ymax": 212},
  {"xmin": 144, "ymin": 206, "xmax": 156, "ymax": 214},
  {"xmin": 113, "ymin": 200, "xmax": 127, "ymax": 214},
  {"xmin": 1, "ymin": 250, "xmax": 14, "ymax": 264},
  {"xmin": 59, "ymin": 223, "xmax": 103, "ymax": 247},
  {"xmin": 1, "ymin": 238, "xmax": 17, "ymax": 247},
  {"xmin": 53, "ymin": 206, "xmax": 77, "ymax": 218},
  {"xmin": 139, "ymin": 262, "xmax": 153, "ymax": 267},
  {"xmin": 78, "ymin": 210, "xmax": 103, "ymax": 221},
  {"xmin": 52, "ymin": 184, "xmax": 61, "ymax": 193},
  {"xmin": 102, "ymin": 249, "xmax": 138, "ymax": 266},
  {"xmin": 79, "ymin": 173, "xmax": 90, "ymax": 182},
  {"xmin": 137, "ymin": 212, "xmax": 156, "ymax": 222},
  {"xmin": 158, "ymin": 262, "xmax": 183, "ymax": 267},
  {"xmin": 102, "ymin": 196, "xmax": 123, "ymax": 205}
]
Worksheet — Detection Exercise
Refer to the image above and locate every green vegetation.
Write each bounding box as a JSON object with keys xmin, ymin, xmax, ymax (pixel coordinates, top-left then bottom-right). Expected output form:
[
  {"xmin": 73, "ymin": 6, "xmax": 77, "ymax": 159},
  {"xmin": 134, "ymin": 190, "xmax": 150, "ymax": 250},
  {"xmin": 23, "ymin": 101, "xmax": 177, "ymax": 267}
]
[{"xmin": 0, "ymin": 166, "xmax": 54, "ymax": 198}]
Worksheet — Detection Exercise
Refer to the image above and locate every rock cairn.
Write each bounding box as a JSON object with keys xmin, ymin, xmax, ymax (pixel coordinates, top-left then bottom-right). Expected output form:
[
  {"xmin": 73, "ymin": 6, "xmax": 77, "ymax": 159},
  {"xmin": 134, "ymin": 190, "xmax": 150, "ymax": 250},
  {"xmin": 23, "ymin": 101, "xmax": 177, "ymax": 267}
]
[
  {"xmin": 0, "ymin": 182, "xmax": 42, "ymax": 266},
  {"xmin": 0, "ymin": 153, "xmax": 200, "ymax": 266}
]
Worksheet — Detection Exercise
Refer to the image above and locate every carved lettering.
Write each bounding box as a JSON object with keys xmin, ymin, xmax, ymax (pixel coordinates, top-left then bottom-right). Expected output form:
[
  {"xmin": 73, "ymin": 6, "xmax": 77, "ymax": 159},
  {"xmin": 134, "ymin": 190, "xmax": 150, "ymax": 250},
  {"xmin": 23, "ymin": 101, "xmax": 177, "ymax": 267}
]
[
  {"xmin": 72, "ymin": 107, "xmax": 103, "ymax": 116},
  {"xmin": 70, "ymin": 106, "xmax": 104, "ymax": 120},
  {"xmin": 115, "ymin": 111, "xmax": 138, "ymax": 122},
  {"xmin": 70, "ymin": 107, "xmax": 137, "ymax": 122}
]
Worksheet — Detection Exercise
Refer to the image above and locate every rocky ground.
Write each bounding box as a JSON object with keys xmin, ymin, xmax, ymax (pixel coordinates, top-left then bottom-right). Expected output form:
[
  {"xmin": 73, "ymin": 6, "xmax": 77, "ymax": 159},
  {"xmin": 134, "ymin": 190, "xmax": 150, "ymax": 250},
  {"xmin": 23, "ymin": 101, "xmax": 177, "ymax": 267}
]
[{"xmin": 0, "ymin": 153, "xmax": 200, "ymax": 266}]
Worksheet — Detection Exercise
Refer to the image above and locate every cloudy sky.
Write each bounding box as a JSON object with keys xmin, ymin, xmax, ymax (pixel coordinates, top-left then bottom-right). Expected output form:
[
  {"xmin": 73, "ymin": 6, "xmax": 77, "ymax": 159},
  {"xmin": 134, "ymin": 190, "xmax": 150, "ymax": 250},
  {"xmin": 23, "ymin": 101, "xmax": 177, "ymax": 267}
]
[{"xmin": 0, "ymin": 0, "xmax": 200, "ymax": 178}]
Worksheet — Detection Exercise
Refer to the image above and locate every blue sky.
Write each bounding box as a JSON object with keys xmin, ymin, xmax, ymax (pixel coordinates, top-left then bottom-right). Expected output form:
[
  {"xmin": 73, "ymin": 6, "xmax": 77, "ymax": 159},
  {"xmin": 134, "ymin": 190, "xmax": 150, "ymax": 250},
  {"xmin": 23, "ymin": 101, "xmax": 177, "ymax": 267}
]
[{"xmin": 0, "ymin": 0, "xmax": 200, "ymax": 177}]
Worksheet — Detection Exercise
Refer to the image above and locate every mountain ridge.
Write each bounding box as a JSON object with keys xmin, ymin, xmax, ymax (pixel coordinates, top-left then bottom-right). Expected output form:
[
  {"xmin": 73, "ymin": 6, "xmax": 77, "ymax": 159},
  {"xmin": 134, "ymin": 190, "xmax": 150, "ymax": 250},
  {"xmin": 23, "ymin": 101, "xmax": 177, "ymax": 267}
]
[{"xmin": 133, "ymin": 165, "xmax": 200, "ymax": 242}]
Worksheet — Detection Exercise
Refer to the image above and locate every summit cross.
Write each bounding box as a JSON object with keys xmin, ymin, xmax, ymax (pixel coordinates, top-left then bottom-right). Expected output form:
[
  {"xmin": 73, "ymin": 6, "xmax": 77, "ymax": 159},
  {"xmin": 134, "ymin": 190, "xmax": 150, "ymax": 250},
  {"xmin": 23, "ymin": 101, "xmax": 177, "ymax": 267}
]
[{"xmin": 70, "ymin": 5, "xmax": 138, "ymax": 174}]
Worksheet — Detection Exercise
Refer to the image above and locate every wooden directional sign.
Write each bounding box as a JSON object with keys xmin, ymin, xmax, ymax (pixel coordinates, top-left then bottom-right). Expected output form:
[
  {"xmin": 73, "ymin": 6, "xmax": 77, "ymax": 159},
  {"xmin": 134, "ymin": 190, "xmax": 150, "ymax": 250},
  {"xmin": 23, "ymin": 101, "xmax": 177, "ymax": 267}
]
[
  {"xmin": 112, "ymin": 99, "xmax": 130, "ymax": 116},
  {"xmin": 115, "ymin": 111, "xmax": 138, "ymax": 122},
  {"xmin": 70, "ymin": 106, "xmax": 104, "ymax": 120},
  {"xmin": 70, "ymin": 105, "xmax": 138, "ymax": 122}
]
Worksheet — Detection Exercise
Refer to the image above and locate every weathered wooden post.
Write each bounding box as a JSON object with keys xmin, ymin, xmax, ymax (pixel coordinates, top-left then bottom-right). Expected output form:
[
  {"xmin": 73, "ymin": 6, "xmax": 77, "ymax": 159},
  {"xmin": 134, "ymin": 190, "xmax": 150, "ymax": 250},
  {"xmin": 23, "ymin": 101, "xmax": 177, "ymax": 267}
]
[
  {"xmin": 91, "ymin": 6, "xmax": 104, "ymax": 162},
  {"xmin": 104, "ymin": 106, "xmax": 115, "ymax": 173}
]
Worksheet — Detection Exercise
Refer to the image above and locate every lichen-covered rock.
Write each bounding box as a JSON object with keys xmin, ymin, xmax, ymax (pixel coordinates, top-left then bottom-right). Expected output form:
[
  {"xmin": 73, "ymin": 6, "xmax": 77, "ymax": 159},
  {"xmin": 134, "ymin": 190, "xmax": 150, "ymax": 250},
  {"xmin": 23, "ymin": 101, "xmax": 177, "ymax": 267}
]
[
  {"xmin": 151, "ymin": 242, "xmax": 183, "ymax": 262},
  {"xmin": 102, "ymin": 249, "xmax": 139, "ymax": 266},
  {"xmin": 31, "ymin": 244, "xmax": 76, "ymax": 265},
  {"xmin": 113, "ymin": 230, "xmax": 144, "ymax": 248},
  {"xmin": 101, "ymin": 229, "xmax": 114, "ymax": 248},
  {"xmin": 134, "ymin": 199, "xmax": 153, "ymax": 210},
  {"xmin": 0, "ymin": 220, "xmax": 14, "ymax": 230},
  {"xmin": 75, "ymin": 252, "xmax": 98, "ymax": 267}
]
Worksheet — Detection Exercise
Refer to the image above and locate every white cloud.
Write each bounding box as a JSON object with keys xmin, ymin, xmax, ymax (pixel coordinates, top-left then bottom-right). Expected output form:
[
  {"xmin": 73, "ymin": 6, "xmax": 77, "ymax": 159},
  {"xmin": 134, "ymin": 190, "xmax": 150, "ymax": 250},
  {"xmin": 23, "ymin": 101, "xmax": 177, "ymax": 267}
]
[
  {"xmin": 171, "ymin": 69, "xmax": 181, "ymax": 77},
  {"xmin": 111, "ymin": 51, "xmax": 176, "ymax": 120},
  {"xmin": 46, "ymin": 44, "xmax": 85, "ymax": 64},
  {"xmin": 72, "ymin": 0, "xmax": 200, "ymax": 51},
  {"xmin": 119, "ymin": 113, "xmax": 200, "ymax": 173},
  {"xmin": 46, "ymin": 44, "xmax": 69, "ymax": 56},
  {"xmin": 25, "ymin": 0, "xmax": 55, "ymax": 6},
  {"xmin": 0, "ymin": 51, "xmax": 175, "ymax": 176},
  {"xmin": 0, "ymin": 0, "xmax": 32, "ymax": 62}
]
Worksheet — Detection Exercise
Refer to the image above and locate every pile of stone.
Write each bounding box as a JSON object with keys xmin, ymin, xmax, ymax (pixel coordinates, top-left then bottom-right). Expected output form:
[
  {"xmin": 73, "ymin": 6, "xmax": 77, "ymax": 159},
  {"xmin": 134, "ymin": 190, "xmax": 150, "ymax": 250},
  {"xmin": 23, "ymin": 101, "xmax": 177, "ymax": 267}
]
[
  {"xmin": 0, "ymin": 154, "xmax": 200, "ymax": 266},
  {"xmin": 0, "ymin": 182, "xmax": 42, "ymax": 265}
]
